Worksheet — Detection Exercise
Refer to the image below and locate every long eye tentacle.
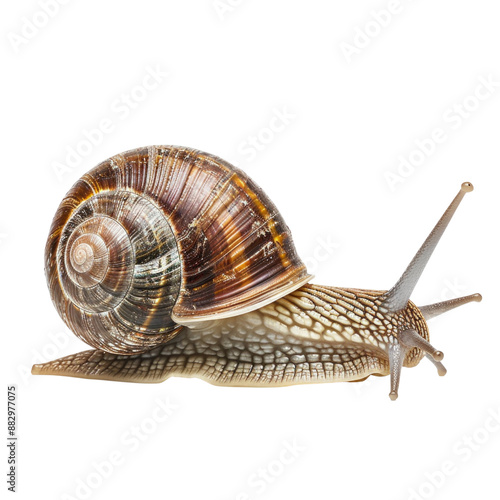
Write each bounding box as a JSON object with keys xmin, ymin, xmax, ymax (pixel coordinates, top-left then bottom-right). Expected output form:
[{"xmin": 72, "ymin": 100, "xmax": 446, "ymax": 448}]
[
  {"xmin": 383, "ymin": 182, "xmax": 474, "ymax": 313},
  {"xmin": 419, "ymin": 293, "xmax": 482, "ymax": 320}
]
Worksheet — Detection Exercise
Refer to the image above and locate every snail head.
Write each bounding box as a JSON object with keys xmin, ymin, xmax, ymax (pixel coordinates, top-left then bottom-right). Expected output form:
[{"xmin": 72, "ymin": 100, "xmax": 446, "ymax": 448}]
[{"xmin": 379, "ymin": 182, "xmax": 481, "ymax": 399}]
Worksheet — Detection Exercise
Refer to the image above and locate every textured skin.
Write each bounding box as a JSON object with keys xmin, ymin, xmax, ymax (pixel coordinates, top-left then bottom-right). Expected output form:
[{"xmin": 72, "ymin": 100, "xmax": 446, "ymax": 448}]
[
  {"xmin": 32, "ymin": 284, "xmax": 429, "ymax": 385},
  {"xmin": 45, "ymin": 146, "xmax": 310, "ymax": 354}
]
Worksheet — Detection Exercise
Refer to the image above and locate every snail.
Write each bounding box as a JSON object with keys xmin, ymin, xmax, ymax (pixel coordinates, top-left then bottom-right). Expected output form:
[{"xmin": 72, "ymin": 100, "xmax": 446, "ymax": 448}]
[{"xmin": 32, "ymin": 145, "xmax": 481, "ymax": 400}]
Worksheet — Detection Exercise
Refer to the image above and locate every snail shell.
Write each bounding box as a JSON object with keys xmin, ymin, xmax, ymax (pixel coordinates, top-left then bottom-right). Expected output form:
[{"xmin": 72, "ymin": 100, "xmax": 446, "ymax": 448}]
[{"xmin": 46, "ymin": 146, "xmax": 311, "ymax": 354}]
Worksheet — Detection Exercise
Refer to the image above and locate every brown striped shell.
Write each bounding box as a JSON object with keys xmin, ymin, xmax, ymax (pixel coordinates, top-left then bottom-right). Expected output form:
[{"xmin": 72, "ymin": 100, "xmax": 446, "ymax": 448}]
[{"xmin": 46, "ymin": 146, "xmax": 312, "ymax": 354}]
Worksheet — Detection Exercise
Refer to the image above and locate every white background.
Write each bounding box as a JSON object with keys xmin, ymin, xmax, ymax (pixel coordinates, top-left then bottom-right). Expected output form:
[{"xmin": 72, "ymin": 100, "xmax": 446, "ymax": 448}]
[{"xmin": 2, "ymin": 1, "xmax": 499, "ymax": 499}]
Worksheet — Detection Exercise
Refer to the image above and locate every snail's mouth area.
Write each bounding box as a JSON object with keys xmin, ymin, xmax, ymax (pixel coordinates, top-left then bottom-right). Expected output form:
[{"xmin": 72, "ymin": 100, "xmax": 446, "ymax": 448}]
[{"xmin": 392, "ymin": 300, "xmax": 431, "ymax": 367}]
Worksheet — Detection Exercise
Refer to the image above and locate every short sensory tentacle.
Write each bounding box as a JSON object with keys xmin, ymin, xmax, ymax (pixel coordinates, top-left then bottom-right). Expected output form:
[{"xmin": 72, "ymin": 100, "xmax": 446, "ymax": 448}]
[
  {"xmin": 425, "ymin": 353, "xmax": 447, "ymax": 376},
  {"xmin": 399, "ymin": 328, "xmax": 443, "ymax": 361}
]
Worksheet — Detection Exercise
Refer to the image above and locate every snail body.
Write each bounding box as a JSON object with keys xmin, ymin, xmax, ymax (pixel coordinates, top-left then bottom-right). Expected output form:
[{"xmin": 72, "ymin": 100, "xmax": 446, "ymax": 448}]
[{"xmin": 33, "ymin": 146, "xmax": 481, "ymax": 399}]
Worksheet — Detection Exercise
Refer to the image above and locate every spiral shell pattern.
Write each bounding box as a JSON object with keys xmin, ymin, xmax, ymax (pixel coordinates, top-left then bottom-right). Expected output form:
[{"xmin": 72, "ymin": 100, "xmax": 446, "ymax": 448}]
[{"xmin": 46, "ymin": 146, "xmax": 310, "ymax": 354}]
